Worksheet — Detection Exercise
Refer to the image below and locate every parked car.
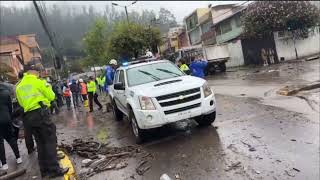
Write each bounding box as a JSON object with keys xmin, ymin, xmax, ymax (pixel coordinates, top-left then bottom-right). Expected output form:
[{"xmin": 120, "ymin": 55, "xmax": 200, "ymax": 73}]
[{"xmin": 109, "ymin": 59, "xmax": 216, "ymax": 143}]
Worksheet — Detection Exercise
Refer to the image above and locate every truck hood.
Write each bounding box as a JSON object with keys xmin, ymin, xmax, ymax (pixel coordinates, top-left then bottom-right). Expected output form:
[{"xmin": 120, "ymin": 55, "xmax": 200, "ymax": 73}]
[{"xmin": 129, "ymin": 75, "xmax": 205, "ymax": 97}]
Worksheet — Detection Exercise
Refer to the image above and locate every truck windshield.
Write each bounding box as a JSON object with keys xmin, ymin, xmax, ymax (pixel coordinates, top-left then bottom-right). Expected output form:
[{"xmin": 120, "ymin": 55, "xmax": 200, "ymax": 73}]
[{"xmin": 127, "ymin": 62, "xmax": 184, "ymax": 87}]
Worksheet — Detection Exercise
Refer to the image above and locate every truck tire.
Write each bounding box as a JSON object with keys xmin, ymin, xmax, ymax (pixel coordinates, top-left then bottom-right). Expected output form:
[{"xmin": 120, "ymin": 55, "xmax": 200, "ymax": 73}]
[
  {"xmin": 195, "ymin": 111, "xmax": 216, "ymax": 126},
  {"xmin": 112, "ymin": 100, "xmax": 123, "ymax": 121},
  {"xmin": 129, "ymin": 110, "xmax": 146, "ymax": 144},
  {"xmin": 208, "ymin": 66, "xmax": 216, "ymax": 75},
  {"xmin": 219, "ymin": 62, "xmax": 226, "ymax": 72}
]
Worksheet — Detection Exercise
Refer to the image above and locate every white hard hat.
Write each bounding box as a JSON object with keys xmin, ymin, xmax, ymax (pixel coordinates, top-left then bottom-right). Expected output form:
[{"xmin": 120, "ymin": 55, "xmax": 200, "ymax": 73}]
[
  {"xmin": 79, "ymin": 79, "xmax": 83, "ymax": 83},
  {"xmin": 109, "ymin": 59, "xmax": 117, "ymax": 65}
]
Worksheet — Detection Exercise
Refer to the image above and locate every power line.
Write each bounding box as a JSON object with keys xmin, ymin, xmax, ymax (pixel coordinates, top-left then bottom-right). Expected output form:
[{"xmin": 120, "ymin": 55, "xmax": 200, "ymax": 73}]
[{"xmin": 33, "ymin": 0, "xmax": 62, "ymax": 70}]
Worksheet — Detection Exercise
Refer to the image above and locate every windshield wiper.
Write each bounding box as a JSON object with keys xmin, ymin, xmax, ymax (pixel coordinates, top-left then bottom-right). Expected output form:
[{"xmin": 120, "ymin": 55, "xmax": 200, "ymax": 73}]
[
  {"xmin": 138, "ymin": 70, "xmax": 161, "ymax": 81},
  {"xmin": 156, "ymin": 68, "xmax": 181, "ymax": 77}
]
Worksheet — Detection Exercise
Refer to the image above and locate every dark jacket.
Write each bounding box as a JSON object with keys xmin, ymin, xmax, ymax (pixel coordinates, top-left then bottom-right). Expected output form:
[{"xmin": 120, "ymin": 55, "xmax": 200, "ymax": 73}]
[
  {"xmin": 0, "ymin": 83, "xmax": 13, "ymax": 124},
  {"xmin": 70, "ymin": 82, "xmax": 80, "ymax": 93}
]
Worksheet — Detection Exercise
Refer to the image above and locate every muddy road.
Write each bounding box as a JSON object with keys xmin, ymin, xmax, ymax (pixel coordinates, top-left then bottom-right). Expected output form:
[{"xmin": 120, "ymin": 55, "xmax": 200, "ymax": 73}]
[{"xmin": 8, "ymin": 59, "xmax": 320, "ymax": 180}]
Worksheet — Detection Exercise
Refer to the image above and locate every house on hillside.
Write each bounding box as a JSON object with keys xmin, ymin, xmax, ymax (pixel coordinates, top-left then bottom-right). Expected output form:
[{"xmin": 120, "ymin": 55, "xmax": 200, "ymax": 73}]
[
  {"xmin": 0, "ymin": 50, "xmax": 24, "ymax": 82},
  {"xmin": 0, "ymin": 34, "xmax": 42, "ymax": 66}
]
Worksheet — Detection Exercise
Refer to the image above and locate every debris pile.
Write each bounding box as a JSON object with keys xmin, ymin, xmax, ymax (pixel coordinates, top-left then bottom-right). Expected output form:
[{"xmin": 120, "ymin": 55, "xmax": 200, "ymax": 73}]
[{"xmin": 59, "ymin": 138, "xmax": 154, "ymax": 179}]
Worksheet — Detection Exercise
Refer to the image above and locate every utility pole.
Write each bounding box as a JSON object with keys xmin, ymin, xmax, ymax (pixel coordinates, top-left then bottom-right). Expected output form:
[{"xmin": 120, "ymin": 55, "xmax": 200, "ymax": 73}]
[
  {"xmin": 112, "ymin": 1, "xmax": 137, "ymax": 23},
  {"xmin": 125, "ymin": 6, "xmax": 129, "ymax": 23},
  {"xmin": 33, "ymin": 1, "xmax": 62, "ymax": 70}
]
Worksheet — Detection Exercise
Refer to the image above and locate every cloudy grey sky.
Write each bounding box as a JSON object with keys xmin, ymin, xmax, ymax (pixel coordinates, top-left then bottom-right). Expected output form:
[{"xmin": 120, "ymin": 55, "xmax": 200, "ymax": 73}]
[{"xmin": 1, "ymin": 1, "xmax": 245, "ymax": 23}]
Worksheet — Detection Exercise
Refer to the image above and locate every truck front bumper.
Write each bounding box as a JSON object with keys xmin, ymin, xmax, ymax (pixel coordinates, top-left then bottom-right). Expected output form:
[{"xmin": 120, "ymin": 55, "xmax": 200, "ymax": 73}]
[{"xmin": 134, "ymin": 94, "xmax": 216, "ymax": 129}]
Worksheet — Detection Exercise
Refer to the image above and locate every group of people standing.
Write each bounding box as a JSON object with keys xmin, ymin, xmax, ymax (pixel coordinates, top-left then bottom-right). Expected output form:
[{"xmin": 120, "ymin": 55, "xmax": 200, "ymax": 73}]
[
  {"xmin": 177, "ymin": 54, "xmax": 208, "ymax": 79},
  {"xmin": 0, "ymin": 58, "xmax": 119, "ymax": 178}
]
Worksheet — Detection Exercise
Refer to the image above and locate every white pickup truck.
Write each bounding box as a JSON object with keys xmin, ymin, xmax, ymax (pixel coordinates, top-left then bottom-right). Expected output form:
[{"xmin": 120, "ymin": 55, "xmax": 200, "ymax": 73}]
[{"xmin": 109, "ymin": 59, "xmax": 216, "ymax": 143}]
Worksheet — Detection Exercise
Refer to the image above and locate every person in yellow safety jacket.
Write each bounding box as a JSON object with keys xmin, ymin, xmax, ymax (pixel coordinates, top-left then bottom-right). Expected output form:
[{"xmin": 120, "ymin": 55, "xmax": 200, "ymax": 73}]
[
  {"xmin": 96, "ymin": 76, "xmax": 102, "ymax": 94},
  {"xmin": 87, "ymin": 76, "xmax": 102, "ymax": 112},
  {"xmin": 178, "ymin": 59, "xmax": 191, "ymax": 75},
  {"xmin": 79, "ymin": 79, "xmax": 89, "ymax": 111},
  {"xmin": 100, "ymin": 76, "xmax": 105, "ymax": 94},
  {"xmin": 15, "ymin": 64, "xmax": 69, "ymax": 178}
]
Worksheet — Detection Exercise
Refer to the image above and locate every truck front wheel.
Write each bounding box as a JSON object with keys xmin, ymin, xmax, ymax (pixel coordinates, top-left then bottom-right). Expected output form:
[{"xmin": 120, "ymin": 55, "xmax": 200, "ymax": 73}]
[
  {"xmin": 129, "ymin": 110, "xmax": 146, "ymax": 144},
  {"xmin": 195, "ymin": 111, "xmax": 216, "ymax": 126},
  {"xmin": 112, "ymin": 100, "xmax": 123, "ymax": 121}
]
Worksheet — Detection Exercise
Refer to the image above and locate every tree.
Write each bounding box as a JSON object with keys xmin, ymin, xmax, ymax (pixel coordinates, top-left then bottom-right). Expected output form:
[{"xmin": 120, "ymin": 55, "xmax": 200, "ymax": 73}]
[
  {"xmin": 82, "ymin": 18, "xmax": 110, "ymax": 66},
  {"xmin": 107, "ymin": 22, "xmax": 162, "ymax": 59},
  {"xmin": 242, "ymin": 1, "xmax": 320, "ymax": 39},
  {"xmin": 157, "ymin": 8, "xmax": 178, "ymax": 34},
  {"xmin": 108, "ymin": 22, "xmax": 145, "ymax": 59}
]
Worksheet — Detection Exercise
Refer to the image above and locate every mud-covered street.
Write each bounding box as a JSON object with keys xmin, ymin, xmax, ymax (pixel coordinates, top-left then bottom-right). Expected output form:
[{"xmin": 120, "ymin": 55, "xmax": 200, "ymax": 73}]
[{"xmin": 8, "ymin": 59, "xmax": 320, "ymax": 180}]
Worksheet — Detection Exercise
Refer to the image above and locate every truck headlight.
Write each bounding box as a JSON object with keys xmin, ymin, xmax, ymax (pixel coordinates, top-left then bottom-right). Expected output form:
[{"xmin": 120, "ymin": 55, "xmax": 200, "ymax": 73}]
[
  {"xmin": 139, "ymin": 96, "xmax": 156, "ymax": 110},
  {"xmin": 202, "ymin": 83, "xmax": 212, "ymax": 98}
]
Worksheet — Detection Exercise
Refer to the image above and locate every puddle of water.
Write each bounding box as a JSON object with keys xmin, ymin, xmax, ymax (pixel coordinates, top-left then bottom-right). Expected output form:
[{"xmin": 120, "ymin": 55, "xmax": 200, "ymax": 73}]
[{"xmin": 86, "ymin": 113, "xmax": 95, "ymax": 130}]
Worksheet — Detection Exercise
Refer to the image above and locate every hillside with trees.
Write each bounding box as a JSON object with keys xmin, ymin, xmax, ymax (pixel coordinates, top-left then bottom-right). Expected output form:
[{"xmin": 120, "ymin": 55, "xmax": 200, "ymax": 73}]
[{"xmin": 0, "ymin": 3, "xmax": 177, "ymax": 68}]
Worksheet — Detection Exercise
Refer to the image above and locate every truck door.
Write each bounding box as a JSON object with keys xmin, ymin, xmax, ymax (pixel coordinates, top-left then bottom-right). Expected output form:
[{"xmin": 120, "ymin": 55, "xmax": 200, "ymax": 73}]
[{"xmin": 113, "ymin": 70, "xmax": 128, "ymax": 114}]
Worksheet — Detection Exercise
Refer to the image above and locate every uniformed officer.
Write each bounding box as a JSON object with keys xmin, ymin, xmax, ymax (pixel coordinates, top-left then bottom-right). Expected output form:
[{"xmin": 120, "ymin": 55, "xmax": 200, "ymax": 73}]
[
  {"xmin": 15, "ymin": 64, "xmax": 68, "ymax": 178},
  {"xmin": 87, "ymin": 76, "xmax": 102, "ymax": 112}
]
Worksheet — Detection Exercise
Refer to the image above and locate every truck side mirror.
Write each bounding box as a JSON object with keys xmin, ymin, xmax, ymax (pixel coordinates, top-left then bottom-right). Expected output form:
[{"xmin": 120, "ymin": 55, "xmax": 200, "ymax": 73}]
[{"xmin": 114, "ymin": 82, "xmax": 125, "ymax": 90}]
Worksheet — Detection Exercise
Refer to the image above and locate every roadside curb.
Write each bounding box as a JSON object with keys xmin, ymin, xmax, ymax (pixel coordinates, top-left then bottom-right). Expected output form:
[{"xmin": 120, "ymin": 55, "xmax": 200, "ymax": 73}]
[{"xmin": 277, "ymin": 82, "xmax": 320, "ymax": 96}]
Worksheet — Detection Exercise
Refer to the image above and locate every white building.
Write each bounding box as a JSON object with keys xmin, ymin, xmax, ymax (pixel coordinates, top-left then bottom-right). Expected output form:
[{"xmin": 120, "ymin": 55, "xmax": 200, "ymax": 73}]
[{"xmin": 274, "ymin": 27, "xmax": 320, "ymax": 61}]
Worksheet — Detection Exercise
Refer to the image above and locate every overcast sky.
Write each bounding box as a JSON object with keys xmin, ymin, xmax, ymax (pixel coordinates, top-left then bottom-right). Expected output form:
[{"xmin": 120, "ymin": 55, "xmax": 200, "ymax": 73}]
[{"xmin": 1, "ymin": 1, "xmax": 245, "ymax": 23}]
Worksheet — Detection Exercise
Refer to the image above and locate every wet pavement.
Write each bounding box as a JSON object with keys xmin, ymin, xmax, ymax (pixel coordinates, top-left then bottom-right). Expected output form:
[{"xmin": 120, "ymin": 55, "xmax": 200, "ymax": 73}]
[{"xmin": 3, "ymin": 59, "xmax": 320, "ymax": 180}]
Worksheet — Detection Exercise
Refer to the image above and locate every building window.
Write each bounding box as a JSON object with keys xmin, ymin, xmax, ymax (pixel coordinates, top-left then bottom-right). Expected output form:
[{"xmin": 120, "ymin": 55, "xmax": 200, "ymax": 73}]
[
  {"xmin": 201, "ymin": 21, "xmax": 213, "ymax": 34},
  {"xmin": 235, "ymin": 15, "xmax": 242, "ymax": 27},
  {"xmin": 189, "ymin": 28, "xmax": 201, "ymax": 45},
  {"xmin": 187, "ymin": 14, "xmax": 198, "ymax": 30},
  {"xmin": 216, "ymin": 20, "xmax": 232, "ymax": 35}
]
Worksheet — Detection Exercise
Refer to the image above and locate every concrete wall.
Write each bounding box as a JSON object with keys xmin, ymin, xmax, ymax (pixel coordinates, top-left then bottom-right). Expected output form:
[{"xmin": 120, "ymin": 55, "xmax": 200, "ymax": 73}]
[
  {"xmin": 226, "ymin": 39, "xmax": 244, "ymax": 67},
  {"xmin": 274, "ymin": 27, "xmax": 320, "ymax": 61}
]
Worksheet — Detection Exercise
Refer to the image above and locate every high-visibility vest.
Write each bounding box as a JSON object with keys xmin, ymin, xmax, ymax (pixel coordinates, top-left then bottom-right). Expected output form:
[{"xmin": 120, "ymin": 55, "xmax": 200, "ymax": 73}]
[
  {"xmin": 63, "ymin": 87, "xmax": 71, "ymax": 97},
  {"xmin": 87, "ymin": 81, "xmax": 96, "ymax": 93},
  {"xmin": 180, "ymin": 64, "xmax": 190, "ymax": 72},
  {"xmin": 80, "ymin": 82, "xmax": 87, "ymax": 95},
  {"xmin": 99, "ymin": 77, "xmax": 105, "ymax": 86},
  {"xmin": 16, "ymin": 74, "xmax": 55, "ymax": 112}
]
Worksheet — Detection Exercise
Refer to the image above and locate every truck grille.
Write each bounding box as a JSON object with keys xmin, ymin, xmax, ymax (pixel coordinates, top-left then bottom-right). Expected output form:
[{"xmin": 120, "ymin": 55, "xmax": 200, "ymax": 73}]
[
  {"xmin": 156, "ymin": 87, "xmax": 200, "ymax": 101},
  {"xmin": 159, "ymin": 94, "xmax": 201, "ymax": 107},
  {"xmin": 164, "ymin": 103, "xmax": 201, "ymax": 115}
]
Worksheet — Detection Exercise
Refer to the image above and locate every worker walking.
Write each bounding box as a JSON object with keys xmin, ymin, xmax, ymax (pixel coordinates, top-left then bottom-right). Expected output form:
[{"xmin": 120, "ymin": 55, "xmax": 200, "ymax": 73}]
[
  {"xmin": 104, "ymin": 59, "xmax": 118, "ymax": 112},
  {"xmin": 63, "ymin": 82, "xmax": 72, "ymax": 110},
  {"xmin": 70, "ymin": 79, "xmax": 80, "ymax": 108},
  {"xmin": 0, "ymin": 76, "xmax": 22, "ymax": 171},
  {"xmin": 87, "ymin": 76, "xmax": 103, "ymax": 112},
  {"xmin": 15, "ymin": 65, "xmax": 68, "ymax": 178},
  {"xmin": 190, "ymin": 55, "xmax": 208, "ymax": 79},
  {"xmin": 96, "ymin": 76, "xmax": 102, "ymax": 94},
  {"xmin": 79, "ymin": 79, "xmax": 89, "ymax": 111}
]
